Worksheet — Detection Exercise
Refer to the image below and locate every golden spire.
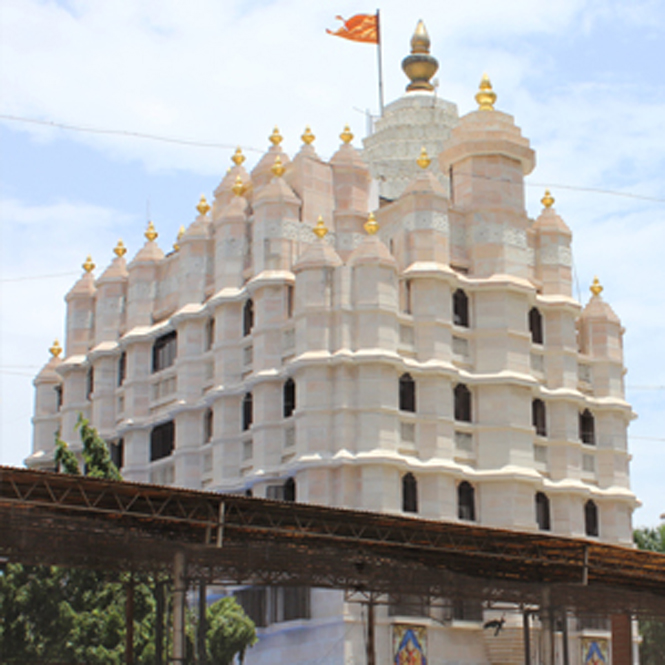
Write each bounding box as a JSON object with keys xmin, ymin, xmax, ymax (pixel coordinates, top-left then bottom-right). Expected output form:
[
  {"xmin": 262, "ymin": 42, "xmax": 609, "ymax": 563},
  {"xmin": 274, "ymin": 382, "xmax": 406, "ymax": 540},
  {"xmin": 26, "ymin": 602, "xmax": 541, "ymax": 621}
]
[
  {"xmin": 313, "ymin": 215, "xmax": 328, "ymax": 239},
  {"xmin": 232, "ymin": 175, "xmax": 245, "ymax": 197},
  {"xmin": 541, "ymin": 189, "xmax": 555, "ymax": 208},
  {"xmin": 82, "ymin": 255, "xmax": 95, "ymax": 273},
  {"xmin": 174, "ymin": 225, "xmax": 185, "ymax": 252},
  {"xmin": 340, "ymin": 125, "xmax": 354, "ymax": 144},
  {"xmin": 269, "ymin": 126, "xmax": 283, "ymax": 146},
  {"xmin": 590, "ymin": 276, "xmax": 603, "ymax": 297},
  {"xmin": 417, "ymin": 146, "xmax": 431, "ymax": 169},
  {"xmin": 232, "ymin": 147, "xmax": 246, "ymax": 166},
  {"xmin": 49, "ymin": 339, "xmax": 62, "ymax": 358},
  {"xmin": 114, "ymin": 239, "xmax": 127, "ymax": 258},
  {"xmin": 145, "ymin": 221, "xmax": 158, "ymax": 242},
  {"xmin": 197, "ymin": 194, "xmax": 211, "ymax": 216},
  {"xmin": 364, "ymin": 212, "xmax": 379, "ymax": 235},
  {"xmin": 271, "ymin": 155, "xmax": 285, "ymax": 177},
  {"xmin": 301, "ymin": 126, "xmax": 315, "ymax": 145},
  {"xmin": 475, "ymin": 73, "xmax": 497, "ymax": 111},
  {"xmin": 402, "ymin": 20, "xmax": 438, "ymax": 92}
]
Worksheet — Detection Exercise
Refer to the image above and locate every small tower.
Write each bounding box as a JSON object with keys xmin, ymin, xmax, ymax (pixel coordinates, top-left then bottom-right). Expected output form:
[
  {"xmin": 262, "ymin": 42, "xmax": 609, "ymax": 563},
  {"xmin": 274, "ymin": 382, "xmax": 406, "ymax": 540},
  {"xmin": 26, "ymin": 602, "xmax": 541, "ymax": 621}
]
[
  {"xmin": 126, "ymin": 221, "xmax": 164, "ymax": 328},
  {"xmin": 177, "ymin": 195, "xmax": 212, "ymax": 308},
  {"xmin": 94, "ymin": 240, "xmax": 129, "ymax": 344},
  {"xmin": 65, "ymin": 255, "xmax": 97, "ymax": 356}
]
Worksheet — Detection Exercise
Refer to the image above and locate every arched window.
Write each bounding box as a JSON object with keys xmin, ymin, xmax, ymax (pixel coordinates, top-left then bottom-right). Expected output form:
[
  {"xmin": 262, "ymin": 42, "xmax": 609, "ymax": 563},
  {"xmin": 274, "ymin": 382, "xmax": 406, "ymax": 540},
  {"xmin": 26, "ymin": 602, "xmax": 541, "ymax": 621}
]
[
  {"xmin": 458, "ymin": 481, "xmax": 476, "ymax": 521},
  {"xmin": 454, "ymin": 384, "xmax": 472, "ymax": 422},
  {"xmin": 152, "ymin": 331, "xmax": 177, "ymax": 373},
  {"xmin": 399, "ymin": 373, "xmax": 416, "ymax": 413},
  {"xmin": 579, "ymin": 409, "xmax": 595, "ymax": 445},
  {"xmin": 585, "ymin": 500, "xmax": 599, "ymax": 537},
  {"xmin": 535, "ymin": 492, "xmax": 551, "ymax": 531},
  {"xmin": 532, "ymin": 399, "xmax": 547, "ymax": 437},
  {"xmin": 283, "ymin": 378, "xmax": 296, "ymax": 418},
  {"xmin": 402, "ymin": 473, "xmax": 418, "ymax": 513},
  {"xmin": 205, "ymin": 318, "xmax": 215, "ymax": 352},
  {"xmin": 204, "ymin": 408, "xmax": 214, "ymax": 443},
  {"xmin": 242, "ymin": 392, "xmax": 253, "ymax": 431},
  {"xmin": 86, "ymin": 367, "xmax": 94, "ymax": 400},
  {"xmin": 117, "ymin": 352, "xmax": 126, "ymax": 387},
  {"xmin": 529, "ymin": 307, "xmax": 543, "ymax": 344},
  {"xmin": 286, "ymin": 285, "xmax": 294, "ymax": 319},
  {"xmin": 284, "ymin": 477, "xmax": 296, "ymax": 502},
  {"xmin": 453, "ymin": 289, "xmax": 469, "ymax": 327},
  {"xmin": 150, "ymin": 421, "xmax": 175, "ymax": 462},
  {"xmin": 243, "ymin": 299, "xmax": 254, "ymax": 337}
]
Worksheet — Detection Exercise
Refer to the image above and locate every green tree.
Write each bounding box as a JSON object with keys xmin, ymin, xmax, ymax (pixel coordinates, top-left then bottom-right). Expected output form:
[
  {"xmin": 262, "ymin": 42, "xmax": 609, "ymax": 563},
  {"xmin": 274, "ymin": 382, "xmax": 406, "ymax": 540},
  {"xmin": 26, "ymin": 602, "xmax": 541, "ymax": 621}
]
[
  {"xmin": 206, "ymin": 596, "xmax": 257, "ymax": 665},
  {"xmin": 77, "ymin": 414, "xmax": 123, "ymax": 480},
  {"xmin": 634, "ymin": 525, "xmax": 665, "ymax": 665},
  {"xmin": 55, "ymin": 430, "xmax": 81, "ymax": 475}
]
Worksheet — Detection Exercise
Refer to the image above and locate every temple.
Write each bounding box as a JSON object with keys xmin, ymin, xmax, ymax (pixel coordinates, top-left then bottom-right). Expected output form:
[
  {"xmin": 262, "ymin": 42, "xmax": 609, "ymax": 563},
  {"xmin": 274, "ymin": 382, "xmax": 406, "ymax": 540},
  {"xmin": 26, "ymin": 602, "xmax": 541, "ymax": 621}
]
[{"xmin": 30, "ymin": 20, "xmax": 637, "ymax": 665}]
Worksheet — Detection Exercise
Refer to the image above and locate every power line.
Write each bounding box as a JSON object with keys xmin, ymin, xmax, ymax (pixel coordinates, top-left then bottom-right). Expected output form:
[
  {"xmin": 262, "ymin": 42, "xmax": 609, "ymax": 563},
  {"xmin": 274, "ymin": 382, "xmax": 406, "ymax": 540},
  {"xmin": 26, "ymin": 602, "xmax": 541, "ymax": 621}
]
[
  {"xmin": 0, "ymin": 271, "xmax": 78, "ymax": 283},
  {"xmin": 0, "ymin": 113, "xmax": 264, "ymax": 153}
]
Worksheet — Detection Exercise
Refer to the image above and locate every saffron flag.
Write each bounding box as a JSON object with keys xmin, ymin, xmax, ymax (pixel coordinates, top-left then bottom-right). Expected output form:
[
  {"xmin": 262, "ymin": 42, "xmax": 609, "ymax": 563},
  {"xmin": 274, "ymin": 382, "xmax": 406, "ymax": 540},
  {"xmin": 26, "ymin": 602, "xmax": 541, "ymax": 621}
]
[{"xmin": 326, "ymin": 14, "xmax": 379, "ymax": 44}]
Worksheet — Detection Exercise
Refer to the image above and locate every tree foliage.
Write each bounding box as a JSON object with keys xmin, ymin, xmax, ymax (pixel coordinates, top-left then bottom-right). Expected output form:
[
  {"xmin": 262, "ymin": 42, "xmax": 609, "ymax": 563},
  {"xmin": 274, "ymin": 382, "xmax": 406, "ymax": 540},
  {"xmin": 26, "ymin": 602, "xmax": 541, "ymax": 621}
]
[
  {"xmin": 206, "ymin": 596, "xmax": 258, "ymax": 665},
  {"xmin": 634, "ymin": 525, "xmax": 665, "ymax": 665}
]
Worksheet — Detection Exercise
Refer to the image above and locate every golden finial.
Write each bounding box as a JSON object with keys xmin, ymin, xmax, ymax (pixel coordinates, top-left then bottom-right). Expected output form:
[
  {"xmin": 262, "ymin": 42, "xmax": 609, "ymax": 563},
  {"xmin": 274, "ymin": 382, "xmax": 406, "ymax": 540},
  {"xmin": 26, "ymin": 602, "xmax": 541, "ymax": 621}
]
[
  {"xmin": 113, "ymin": 239, "xmax": 127, "ymax": 258},
  {"xmin": 590, "ymin": 276, "xmax": 603, "ymax": 297},
  {"xmin": 197, "ymin": 194, "xmax": 211, "ymax": 216},
  {"xmin": 82, "ymin": 255, "xmax": 95, "ymax": 273},
  {"xmin": 271, "ymin": 155, "xmax": 285, "ymax": 178},
  {"xmin": 145, "ymin": 221, "xmax": 158, "ymax": 242},
  {"xmin": 232, "ymin": 147, "xmax": 245, "ymax": 166},
  {"xmin": 313, "ymin": 215, "xmax": 328, "ymax": 239},
  {"xmin": 417, "ymin": 146, "xmax": 431, "ymax": 169},
  {"xmin": 476, "ymin": 73, "xmax": 497, "ymax": 111},
  {"xmin": 49, "ymin": 339, "xmax": 62, "ymax": 358},
  {"xmin": 301, "ymin": 126, "xmax": 315, "ymax": 145},
  {"xmin": 411, "ymin": 19, "xmax": 431, "ymax": 54},
  {"xmin": 340, "ymin": 125, "xmax": 354, "ymax": 144},
  {"xmin": 232, "ymin": 175, "xmax": 245, "ymax": 197},
  {"xmin": 174, "ymin": 225, "xmax": 185, "ymax": 252},
  {"xmin": 402, "ymin": 20, "xmax": 438, "ymax": 92},
  {"xmin": 541, "ymin": 190, "xmax": 555, "ymax": 209},
  {"xmin": 269, "ymin": 126, "xmax": 283, "ymax": 146},
  {"xmin": 364, "ymin": 212, "xmax": 379, "ymax": 235}
]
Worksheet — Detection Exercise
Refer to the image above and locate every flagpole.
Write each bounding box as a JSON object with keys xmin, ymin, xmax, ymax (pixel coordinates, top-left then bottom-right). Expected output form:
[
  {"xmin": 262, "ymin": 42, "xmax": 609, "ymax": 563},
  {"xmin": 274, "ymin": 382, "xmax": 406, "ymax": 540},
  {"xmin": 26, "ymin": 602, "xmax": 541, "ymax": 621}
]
[{"xmin": 376, "ymin": 9, "xmax": 384, "ymax": 116}]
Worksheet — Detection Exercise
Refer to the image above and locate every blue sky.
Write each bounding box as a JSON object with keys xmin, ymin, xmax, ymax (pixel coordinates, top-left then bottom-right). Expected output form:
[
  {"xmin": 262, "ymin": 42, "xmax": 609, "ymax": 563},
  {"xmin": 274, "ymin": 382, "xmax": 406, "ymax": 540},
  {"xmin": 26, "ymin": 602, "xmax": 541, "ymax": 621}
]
[{"xmin": 1, "ymin": 0, "xmax": 664, "ymax": 526}]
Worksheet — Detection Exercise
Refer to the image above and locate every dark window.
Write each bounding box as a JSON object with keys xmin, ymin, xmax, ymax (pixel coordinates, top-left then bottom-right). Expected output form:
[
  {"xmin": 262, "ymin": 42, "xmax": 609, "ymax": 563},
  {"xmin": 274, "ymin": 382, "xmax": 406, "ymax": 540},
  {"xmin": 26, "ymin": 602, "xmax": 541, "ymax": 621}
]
[
  {"xmin": 458, "ymin": 481, "xmax": 476, "ymax": 521},
  {"xmin": 244, "ymin": 488, "xmax": 253, "ymax": 497},
  {"xmin": 243, "ymin": 299, "xmax": 254, "ymax": 336},
  {"xmin": 205, "ymin": 318, "xmax": 215, "ymax": 352},
  {"xmin": 399, "ymin": 373, "xmax": 416, "ymax": 413},
  {"xmin": 286, "ymin": 285, "xmax": 294, "ymax": 318},
  {"xmin": 283, "ymin": 378, "xmax": 296, "ymax": 418},
  {"xmin": 453, "ymin": 289, "xmax": 469, "ymax": 327},
  {"xmin": 242, "ymin": 393, "xmax": 253, "ymax": 431},
  {"xmin": 109, "ymin": 439, "xmax": 124, "ymax": 470},
  {"xmin": 118, "ymin": 352, "xmax": 126, "ymax": 387},
  {"xmin": 270, "ymin": 587, "xmax": 310, "ymax": 623},
  {"xmin": 150, "ymin": 421, "xmax": 175, "ymax": 462},
  {"xmin": 283, "ymin": 477, "xmax": 296, "ymax": 502},
  {"xmin": 453, "ymin": 598, "xmax": 483, "ymax": 622},
  {"xmin": 585, "ymin": 500, "xmax": 599, "ymax": 537},
  {"xmin": 579, "ymin": 409, "xmax": 595, "ymax": 445},
  {"xmin": 55, "ymin": 384, "xmax": 63, "ymax": 411},
  {"xmin": 235, "ymin": 588, "xmax": 267, "ymax": 628},
  {"xmin": 454, "ymin": 384, "xmax": 472, "ymax": 422},
  {"xmin": 204, "ymin": 408, "xmax": 214, "ymax": 443},
  {"xmin": 86, "ymin": 368, "xmax": 94, "ymax": 400},
  {"xmin": 532, "ymin": 399, "xmax": 547, "ymax": 437},
  {"xmin": 402, "ymin": 472, "xmax": 418, "ymax": 513},
  {"xmin": 535, "ymin": 492, "xmax": 551, "ymax": 531},
  {"xmin": 404, "ymin": 280, "xmax": 412, "ymax": 314},
  {"xmin": 152, "ymin": 331, "xmax": 177, "ymax": 373},
  {"xmin": 388, "ymin": 594, "xmax": 430, "ymax": 617},
  {"xmin": 529, "ymin": 307, "xmax": 543, "ymax": 344}
]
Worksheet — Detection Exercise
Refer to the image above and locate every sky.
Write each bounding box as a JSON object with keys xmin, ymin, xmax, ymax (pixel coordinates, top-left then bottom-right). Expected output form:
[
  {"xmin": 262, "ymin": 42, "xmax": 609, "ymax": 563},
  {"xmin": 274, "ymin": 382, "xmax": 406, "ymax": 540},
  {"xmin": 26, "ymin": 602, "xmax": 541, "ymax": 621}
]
[{"xmin": 0, "ymin": 0, "xmax": 664, "ymax": 526}]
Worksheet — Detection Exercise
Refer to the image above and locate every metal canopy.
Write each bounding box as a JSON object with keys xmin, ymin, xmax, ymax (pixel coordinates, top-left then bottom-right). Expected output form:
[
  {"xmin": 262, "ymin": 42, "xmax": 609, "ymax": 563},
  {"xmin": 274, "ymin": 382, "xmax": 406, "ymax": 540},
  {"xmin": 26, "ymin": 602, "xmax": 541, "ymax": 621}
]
[{"xmin": 1, "ymin": 466, "xmax": 664, "ymax": 617}]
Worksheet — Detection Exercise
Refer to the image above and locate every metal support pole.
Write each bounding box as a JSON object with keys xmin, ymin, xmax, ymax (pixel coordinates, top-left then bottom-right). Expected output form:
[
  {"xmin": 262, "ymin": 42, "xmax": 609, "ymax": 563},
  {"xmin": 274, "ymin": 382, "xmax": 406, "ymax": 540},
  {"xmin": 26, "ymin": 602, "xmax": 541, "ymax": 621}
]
[
  {"xmin": 561, "ymin": 609, "xmax": 570, "ymax": 665},
  {"xmin": 155, "ymin": 580, "xmax": 164, "ymax": 665},
  {"xmin": 172, "ymin": 551, "xmax": 187, "ymax": 664},
  {"xmin": 198, "ymin": 581, "xmax": 207, "ymax": 665},
  {"xmin": 541, "ymin": 588, "xmax": 553, "ymax": 665},
  {"xmin": 523, "ymin": 610, "xmax": 531, "ymax": 665},
  {"xmin": 125, "ymin": 576, "xmax": 134, "ymax": 665},
  {"xmin": 366, "ymin": 595, "xmax": 376, "ymax": 665}
]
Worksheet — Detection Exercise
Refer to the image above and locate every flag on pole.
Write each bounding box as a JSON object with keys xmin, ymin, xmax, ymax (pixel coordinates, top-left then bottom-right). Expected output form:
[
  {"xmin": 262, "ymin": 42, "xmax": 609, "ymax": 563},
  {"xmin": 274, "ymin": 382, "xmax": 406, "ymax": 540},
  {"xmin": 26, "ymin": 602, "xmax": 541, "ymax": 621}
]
[{"xmin": 326, "ymin": 14, "xmax": 379, "ymax": 44}]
